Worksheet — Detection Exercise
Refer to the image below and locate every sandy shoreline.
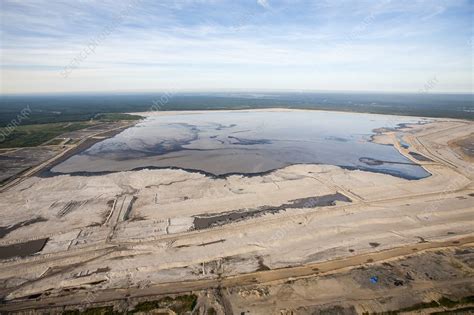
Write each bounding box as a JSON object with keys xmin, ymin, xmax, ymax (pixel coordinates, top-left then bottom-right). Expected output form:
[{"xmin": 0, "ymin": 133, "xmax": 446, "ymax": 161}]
[{"xmin": 129, "ymin": 107, "xmax": 458, "ymax": 121}]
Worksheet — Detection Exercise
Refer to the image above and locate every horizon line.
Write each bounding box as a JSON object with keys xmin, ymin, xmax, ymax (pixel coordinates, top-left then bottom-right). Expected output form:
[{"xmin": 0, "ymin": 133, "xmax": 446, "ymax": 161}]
[{"xmin": 1, "ymin": 89, "xmax": 473, "ymax": 97}]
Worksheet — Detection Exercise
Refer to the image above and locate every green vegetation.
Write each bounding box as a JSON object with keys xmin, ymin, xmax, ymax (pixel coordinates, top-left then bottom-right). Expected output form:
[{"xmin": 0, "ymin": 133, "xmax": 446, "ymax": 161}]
[
  {"xmin": 45, "ymin": 138, "xmax": 67, "ymax": 145},
  {"xmin": 55, "ymin": 295, "xmax": 474, "ymax": 315},
  {"xmin": 0, "ymin": 112, "xmax": 140, "ymax": 149},
  {"xmin": 0, "ymin": 93, "xmax": 471, "ymax": 128},
  {"xmin": 207, "ymin": 307, "xmax": 217, "ymax": 315},
  {"xmin": 392, "ymin": 300, "xmax": 440, "ymax": 313},
  {"xmin": 438, "ymin": 297, "xmax": 460, "ymax": 308},
  {"xmin": 432, "ymin": 306, "xmax": 474, "ymax": 314},
  {"xmin": 131, "ymin": 294, "xmax": 197, "ymax": 314},
  {"xmin": 61, "ymin": 295, "xmax": 197, "ymax": 315},
  {"xmin": 321, "ymin": 306, "xmax": 355, "ymax": 315},
  {"xmin": 0, "ymin": 122, "xmax": 93, "ymax": 148}
]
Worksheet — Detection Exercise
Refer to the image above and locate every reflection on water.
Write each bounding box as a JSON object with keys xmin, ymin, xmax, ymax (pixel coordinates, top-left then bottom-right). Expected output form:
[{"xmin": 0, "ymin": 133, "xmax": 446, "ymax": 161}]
[{"xmin": 52, "ymin": 111, "xmax": 431, "ymax": 179}]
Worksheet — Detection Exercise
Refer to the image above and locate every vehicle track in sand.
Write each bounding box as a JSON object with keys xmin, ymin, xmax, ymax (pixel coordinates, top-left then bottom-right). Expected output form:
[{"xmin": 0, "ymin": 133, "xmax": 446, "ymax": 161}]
[{"xmin": 2, "ymin": 236, "xmax": 473, "ymax": 312}]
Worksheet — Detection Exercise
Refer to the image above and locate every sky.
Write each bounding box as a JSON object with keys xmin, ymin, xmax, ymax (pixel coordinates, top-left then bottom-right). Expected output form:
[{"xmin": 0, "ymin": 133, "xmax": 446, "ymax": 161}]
[{"xmin": 0, "ymin": 0, "xmax": 473, "ymax": 94}]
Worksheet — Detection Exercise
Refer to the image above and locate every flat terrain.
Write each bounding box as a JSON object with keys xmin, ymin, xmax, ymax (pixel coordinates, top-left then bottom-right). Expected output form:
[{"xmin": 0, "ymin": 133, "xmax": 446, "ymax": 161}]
[
  {"xmin": 0, "ymin": 120, "xmax": 137, "ymax": 188},
  {"xmin": 51, "ymin": 110, "xmax": 430, "ymax": 180},
  {"xmin": 0, "ymin": 110, "xmax": 472, "ymax": 314},
  {"xmin": 0, "ymin": 122, "xmax": 94, "ymax": 148},
  {"xmin": 1, "ymin": 93, "xmax": 472, "ymax": 126}
]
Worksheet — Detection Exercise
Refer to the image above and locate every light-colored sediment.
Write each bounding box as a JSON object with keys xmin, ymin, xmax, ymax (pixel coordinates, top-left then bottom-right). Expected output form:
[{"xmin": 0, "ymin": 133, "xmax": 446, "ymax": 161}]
[{"xmin": 0, "ymin": 111, "xmax": 472, "ymax": 313}]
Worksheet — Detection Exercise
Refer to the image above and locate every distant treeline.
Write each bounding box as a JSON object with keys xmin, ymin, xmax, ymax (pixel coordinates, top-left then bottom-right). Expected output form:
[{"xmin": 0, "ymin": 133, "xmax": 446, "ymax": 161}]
[{"xmin": 0, "ymin": 92, "xmax": 472, "ymax": 126}]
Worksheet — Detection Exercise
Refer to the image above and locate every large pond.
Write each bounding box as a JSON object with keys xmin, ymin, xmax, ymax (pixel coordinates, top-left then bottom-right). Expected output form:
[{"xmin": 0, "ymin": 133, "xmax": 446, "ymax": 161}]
[{"xmin": 51, "ymin": 110, "xmax": 431, "ymax": 179}]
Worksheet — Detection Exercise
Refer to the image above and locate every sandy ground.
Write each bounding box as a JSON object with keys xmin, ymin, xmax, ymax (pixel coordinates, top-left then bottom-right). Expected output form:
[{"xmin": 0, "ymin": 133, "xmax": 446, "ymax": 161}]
[{"xmin": 0, "ymin": 110, "xmax": 472, "ymax": 313}]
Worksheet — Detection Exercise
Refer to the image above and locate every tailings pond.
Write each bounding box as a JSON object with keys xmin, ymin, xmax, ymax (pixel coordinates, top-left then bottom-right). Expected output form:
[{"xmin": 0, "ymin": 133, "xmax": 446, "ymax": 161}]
[{"xmin": 51, "ymin": 111, "xmax": 431, "ymax": 179}]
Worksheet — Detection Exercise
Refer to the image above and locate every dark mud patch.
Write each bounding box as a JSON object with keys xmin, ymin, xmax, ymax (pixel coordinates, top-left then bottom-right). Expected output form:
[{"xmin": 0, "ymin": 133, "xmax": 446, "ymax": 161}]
[
  {"xmin": 0, "ymin": 238, "xmax": 48, "ymax": 260},
  {"xmin": 409, "ymin": 152, "xmax": 433, "ymax": 162},
  {"xmin": 45, "ymin": 161, "xmax": 429, "ymax": 181},
  {"xmin": 451, "ymin": 133, "xmax": 474, "ymax": 158},
  {"xmin": 197, "ymin": 239, "xmax": 225, "ymax": 247},
  {"xmin": 256, "ymin": 256, "xmax": 271, "ymax": 271},
  {"xmin": 325, "ymin": 136, "xmax": 349, "ymax": 142},
  {"xmin": 193, "ymin": 193, "xmax": 351, "ymax": 230},
  {"xmin": 227, "ymin": 136, "xmax": 271, "ymax": 145},
  {"xmin": 123, "ymin": 196, "xmax": 138, "ymax": 221},
  {"xmin": 215, "ymin": 123, "xmax": 237, "ymax": 130},
  {"xmin": 0, "ymin": 217, "xmax": 47, "ymax": 239},
  {"xmin": 74, "ymin": 267, "xmax": 110, "ymax": 278},
  {"xmin": 360, "ymin": 157, "xmax": 418, "ymax": 166},
  {"xmin": 310, "ymin": 305, "xmax": 357, "ymax": 315},
  {"xmin": 56, "ymin": 200, "xmax": 88, "ymax": 218},
  {"xmin": 416, "ymin": 236, "xmax": 428, "ymax": 243}
]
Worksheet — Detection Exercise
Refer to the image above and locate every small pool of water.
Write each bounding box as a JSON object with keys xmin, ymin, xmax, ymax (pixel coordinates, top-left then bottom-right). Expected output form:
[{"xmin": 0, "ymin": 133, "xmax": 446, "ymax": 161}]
[
  {"xmin": 51, "ymin": 111, "xmax": 431, "ymax": 180},
  {"xmin": 0, "ymin": 238, "xmax": 48, "ymax": 260}
]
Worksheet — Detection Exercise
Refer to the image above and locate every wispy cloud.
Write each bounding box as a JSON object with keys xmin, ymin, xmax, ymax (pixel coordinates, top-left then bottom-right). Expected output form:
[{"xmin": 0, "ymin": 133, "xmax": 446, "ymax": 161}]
[
  {"xmin": 257, "ymin": 0, "xmax": 270, "ymax": 9},
  {"xmin": 0, "ymin": 0, "xmax": 472, "ymax": 94}
]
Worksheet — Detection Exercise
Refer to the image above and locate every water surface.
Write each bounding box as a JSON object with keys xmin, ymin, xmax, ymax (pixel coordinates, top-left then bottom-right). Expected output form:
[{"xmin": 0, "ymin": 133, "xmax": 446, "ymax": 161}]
[{"xmin": 52, "ymin": 111, "xmax": 431, "ymax": 179}]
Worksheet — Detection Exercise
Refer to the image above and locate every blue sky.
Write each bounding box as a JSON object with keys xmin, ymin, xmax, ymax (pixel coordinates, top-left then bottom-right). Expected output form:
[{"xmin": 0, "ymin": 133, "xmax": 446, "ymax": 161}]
[{"xmin": 0, "ymin": 0, "xmax": 472, "ymax": 94}]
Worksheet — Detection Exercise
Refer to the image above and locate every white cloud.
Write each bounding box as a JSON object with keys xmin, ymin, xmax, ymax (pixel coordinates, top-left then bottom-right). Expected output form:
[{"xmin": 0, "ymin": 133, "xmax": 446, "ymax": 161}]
[
  {"xmin": 0, "ymin": 0, "xmax": 472, "ymax": 94},
  {"xmin": 257, "ymin": 0, "xmax": 270, "ymax": 9}
]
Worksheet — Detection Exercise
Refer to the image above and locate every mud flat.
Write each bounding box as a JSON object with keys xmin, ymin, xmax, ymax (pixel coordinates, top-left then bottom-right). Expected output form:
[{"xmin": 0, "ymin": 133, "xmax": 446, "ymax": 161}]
[
  {"xmin": 193, "ymin": 193, "xmax": 351, "ymax": 230},
  {"xmin": 0, "ymin": 109, "xmax": 472, "ymax": 313},
  {"xmin": 0, "ymin": 217, "xmax": 46, "ymax": 239},
  {"xmin": 450, "ymin": 132, "xmax": 474, "ymax": 162},
  {"xmin": 408, "ymin": 151, "xmax": 434, "ymax": 162},
  {"xmin": 0, "ymin": 146, "xmax": 62, "ymax": 184}
]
